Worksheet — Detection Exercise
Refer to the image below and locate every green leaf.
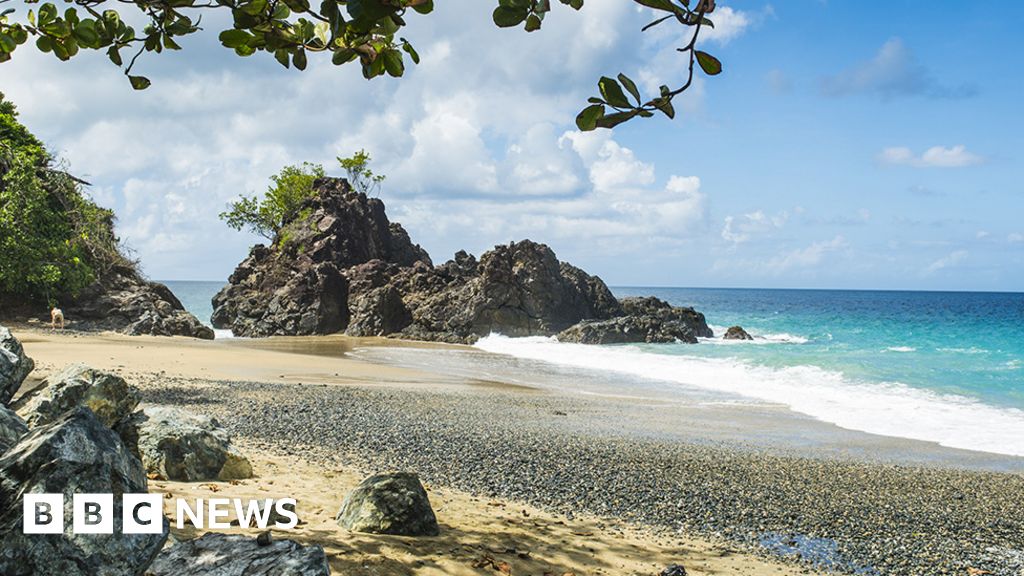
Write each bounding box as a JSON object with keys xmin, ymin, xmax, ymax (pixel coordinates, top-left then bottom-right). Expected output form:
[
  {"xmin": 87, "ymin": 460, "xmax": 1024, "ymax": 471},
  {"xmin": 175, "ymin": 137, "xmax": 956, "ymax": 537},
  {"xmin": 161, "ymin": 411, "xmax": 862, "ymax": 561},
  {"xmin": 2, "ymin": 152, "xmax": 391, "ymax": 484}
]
[
  {"xmin": 617, "ymin": 73, "xmax": 641, "ymax": 104},
  {"xmin": 575, "ymin": 103, "xmax": 604, "ymax": 131},
  {"xmin": 128, "ymin": 75, "xmax": 151, "ymax": 90},
  {"xmin": 0, "ymin": 35, "xmax": 15, "ymax": 53},
  {"xmin": 598, "ymin": 76, "xmax": 630, "ymax": 108},
  {"xmin": 36, "ymin": 36, "xmax": 53, "ymax": 53},
  {"xmin": 219, "ymin": 29, "xmax": 252, "ymax": 49},
  {"xmin": 411, "ymin": 0, "xmax": 433, "ymax": 14},
  {"xmin": 106, "ymin": 45, "xmax": 122, "ymax": 65},
  {"xmin": 651, "ymin": 96, "xmax": 675, "ymax": 119},
  {"xmin": 492, "ymin": 6, "xmax": 527, "ymax": 27},
  {"xmin": 72, "ymin": 20, "xmax": 99, "ymax": 48},
  {"xmin": 293, "ymin": 48, "xmax": 307, "ymax": 70},
  {"xmin": 594, "ymin": 110, "xmax": 639, "ymax": 129},
  {"xmin": 38, "ymin": 3, "xmax": 57, "ymax": 25},
  {"xmin": 283, "ymin": 0, "xmax": 311, "ymax": 12},
  {"xmin": 274, "ymin": 49, "xmax": 290, "ymax": 68},
  {"xmin": 381, "ymin": 48, "xmax": 403, "ymax": 77},
  {"xmin": 400, "ymin": 38, "xmax": 419, "ymax": 64},
  {"xmin": 524, "ymin": 13, "xmax": 542, "ymax": 32},
  {"xmin": 631, "ymin": 0, "xmax": 678, "ymax": 12},
  {"xmin": 695, "ymin": 50, "xmax": 721, "ymax": 75}
]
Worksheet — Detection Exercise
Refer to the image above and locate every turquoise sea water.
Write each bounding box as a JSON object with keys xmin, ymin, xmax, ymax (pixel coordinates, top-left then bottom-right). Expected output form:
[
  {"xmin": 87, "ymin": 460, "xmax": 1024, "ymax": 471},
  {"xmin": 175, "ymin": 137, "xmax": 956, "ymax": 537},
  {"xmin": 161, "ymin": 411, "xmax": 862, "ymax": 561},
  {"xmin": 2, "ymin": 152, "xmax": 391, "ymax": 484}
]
[{"xmin": 164, "ymin": 281, "xmax": 1024, "ymax": 456}]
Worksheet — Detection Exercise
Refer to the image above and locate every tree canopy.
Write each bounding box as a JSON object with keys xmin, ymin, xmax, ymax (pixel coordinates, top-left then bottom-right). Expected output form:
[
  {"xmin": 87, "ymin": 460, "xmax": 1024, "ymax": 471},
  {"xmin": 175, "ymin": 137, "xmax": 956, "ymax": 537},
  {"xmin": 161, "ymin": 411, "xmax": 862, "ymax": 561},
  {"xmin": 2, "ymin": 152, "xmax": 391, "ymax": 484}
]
[
  {"xmin": 0, "ymin": 0, "xmax": 720, "ymax": 130},
  {"xmin": 0, "ymin": 92, "xmax": 131, "ymax": 306}
]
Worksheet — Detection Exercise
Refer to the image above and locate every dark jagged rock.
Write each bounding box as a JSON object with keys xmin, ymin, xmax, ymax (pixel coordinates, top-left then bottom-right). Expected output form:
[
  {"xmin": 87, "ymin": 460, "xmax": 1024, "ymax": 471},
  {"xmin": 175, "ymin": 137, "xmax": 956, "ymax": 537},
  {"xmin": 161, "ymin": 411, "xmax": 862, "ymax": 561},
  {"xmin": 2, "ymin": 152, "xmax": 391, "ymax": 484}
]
[
  {"xmin": 558, "ymin": 296, "xmax": 713, "ymax": 345},
  {"xmin": 64, "ymin": 264, "xmax": 214, "ymax": 339},
  {"xmin": 212, "ymin": 178, "xmax": 428, "ymax": 337},
  {"xmin": 336, "ymin": 472, "xmax": 439, "ymax": 536},
  {"xmin": 0, "ymin": 407, "xmax": 26, "ymax": 454},
  {"xmin": 723, "ymin": 325, "xmax": 754, "ymax": 340},
  {"xmin": 660, "ymin": 565, "xmax": 688, "ymax": 576},
  {"xmin": 146, "ymin": 532, "xmax": 330, "ymax": 576},
  {"xmin": 213, "ymin": 177, "xmax": 709, "ymax": 344},
  {"xmin": 116, "ymin": 405, "xmax": 252, "ymax": 482},
  {"xmin": 14, "ymin": 363, "xmax": 140, "ymax": 428},
  {"xmin": 0, "ymin": 407, "xmax": 168, "ymax": 576},
  {"xmin": 0, "ymin": 326, "xmax": 33, "ymax": 405}
]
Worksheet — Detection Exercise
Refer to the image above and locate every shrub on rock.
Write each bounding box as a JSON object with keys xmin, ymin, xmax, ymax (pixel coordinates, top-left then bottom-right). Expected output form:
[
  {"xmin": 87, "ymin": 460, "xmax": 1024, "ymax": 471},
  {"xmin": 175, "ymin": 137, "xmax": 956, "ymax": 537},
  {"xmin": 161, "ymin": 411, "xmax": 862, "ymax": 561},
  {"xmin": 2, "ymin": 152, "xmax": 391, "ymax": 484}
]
[
  {"xmin": 15, "ymin": 363, "xmax": 140, "ymax": 428},
  {"xmin": 0, "ymin": 326, "xmax": 34, "ymax": 406},
  {"xmin": 336, "ymin": 472, "xmax": 439, "ymax": 536},
  {"xmin": 0, "ymin": 407, "xmax": 168, "ymax": 576},
  {"xmin": 117, "ymin": 405, "xmax": 253, "ymax": 482}
]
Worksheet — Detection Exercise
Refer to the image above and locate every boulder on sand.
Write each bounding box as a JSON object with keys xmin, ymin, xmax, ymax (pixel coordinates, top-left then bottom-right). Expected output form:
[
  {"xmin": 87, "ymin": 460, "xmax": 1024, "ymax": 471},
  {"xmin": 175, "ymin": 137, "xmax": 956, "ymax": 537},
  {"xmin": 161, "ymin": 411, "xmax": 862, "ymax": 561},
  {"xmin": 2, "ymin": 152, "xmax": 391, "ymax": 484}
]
[
  {"xmin": 0, "ymin": 326, "xmax": 34, "ymax": 406},
  {"xmin": 0, "ymin": 407, "xmax": 168, "ymax": 576},
  {"xmin": 336, "ymin": 472, "xmax": 440, "ymax": 536},
  {"xmin": 146, "ymin": 532, "xmax": 330, "ymax": 576},
  {"xmin": 0, "ymin": 407, "xmax": 27, "ymax": 454},
  {"xmin": 116, "ymin": 405, "xmax": 253, "ymax": 481},
  {"xmin": 723, "ymin": 326, "xmax": 754, "ymax": 341},
  {"xmin": 15, "ymin": 363, "xmax": 140, "ymax": 428}
]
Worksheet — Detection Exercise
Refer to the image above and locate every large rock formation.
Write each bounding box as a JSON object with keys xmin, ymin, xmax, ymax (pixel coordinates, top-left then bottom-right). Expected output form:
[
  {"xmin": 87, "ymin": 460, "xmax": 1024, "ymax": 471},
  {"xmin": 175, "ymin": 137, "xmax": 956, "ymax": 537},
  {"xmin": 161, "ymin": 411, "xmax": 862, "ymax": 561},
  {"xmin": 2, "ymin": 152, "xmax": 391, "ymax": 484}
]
[
  {"xmin": 212, "ymin": 178, "xmax": 625, "ymax": 342},
  {"xmin": 212, "ymin": 176, "xmax": 711, "ymax": 344},
  {"xmin": 0, "ymin": 326, "xmax": 33, "ymax": 405},
  {"xmin": 116, "ymin": 405, "xmax": 253, "ymax": 481},
  {"xmin": 336, "ymin": 472, "xmax": 440, "ymax": 536},
  {"xmin": 147, "ymin": 533, "xmax": 330, "ymax": 576},
  {"xmin": 211, "ymin": 178, "xmax": 429, "ymax": 337},
  {"xmin": 0, "ymin": 407, "xmax": 168, "ymax": 576},
  {"xmin": 67, "ymin": 265, "xmax": 214, "ymax": 339},
  {"xmin": 14, "ymin": 363, "xmax": 140, "ymax": 428}
]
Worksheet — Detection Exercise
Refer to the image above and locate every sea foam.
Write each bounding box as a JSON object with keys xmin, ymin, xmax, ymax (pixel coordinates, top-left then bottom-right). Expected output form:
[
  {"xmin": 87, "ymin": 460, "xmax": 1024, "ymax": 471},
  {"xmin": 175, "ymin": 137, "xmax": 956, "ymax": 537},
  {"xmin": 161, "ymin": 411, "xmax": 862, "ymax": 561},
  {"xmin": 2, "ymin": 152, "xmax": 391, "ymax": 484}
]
[{"xmin": 475, "ymin": 334, "xmax": 1024, "ymax": 457}]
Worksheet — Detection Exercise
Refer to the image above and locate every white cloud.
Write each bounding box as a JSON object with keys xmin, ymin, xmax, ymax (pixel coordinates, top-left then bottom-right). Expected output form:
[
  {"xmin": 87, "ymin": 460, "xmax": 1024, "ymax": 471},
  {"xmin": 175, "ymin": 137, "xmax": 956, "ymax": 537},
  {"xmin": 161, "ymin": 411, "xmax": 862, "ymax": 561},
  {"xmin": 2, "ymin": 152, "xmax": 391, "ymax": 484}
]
[
  {"xmin": 878, "ymin": 145, "xmax": 983, "ymax": 168},
  {"xmin": 821, "ymin": 38, "xmax": 976, "ymax": 99},
  {"xmin": 721, "ymin": 210, "xmax": 788, "ymax": 244},
  {"xmin": 925, "ymin": 250, "xmax": 968, "ymax": 275},
  {"xmin": 1008, "ymin": 233, "xmax": 1023, "ymax": 243},
  {"xmin": 768, "ymin": 236, "xmax": 848, "ymax": 272}
]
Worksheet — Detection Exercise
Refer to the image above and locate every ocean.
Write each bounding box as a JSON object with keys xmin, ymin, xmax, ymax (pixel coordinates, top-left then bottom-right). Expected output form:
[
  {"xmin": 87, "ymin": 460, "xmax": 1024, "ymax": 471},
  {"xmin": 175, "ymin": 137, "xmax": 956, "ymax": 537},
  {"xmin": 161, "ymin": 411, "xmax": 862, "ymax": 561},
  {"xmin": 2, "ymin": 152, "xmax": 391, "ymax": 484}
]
[{"xmin": 164, "ymin": 281, "xmax": 1024, "ymax": 457}]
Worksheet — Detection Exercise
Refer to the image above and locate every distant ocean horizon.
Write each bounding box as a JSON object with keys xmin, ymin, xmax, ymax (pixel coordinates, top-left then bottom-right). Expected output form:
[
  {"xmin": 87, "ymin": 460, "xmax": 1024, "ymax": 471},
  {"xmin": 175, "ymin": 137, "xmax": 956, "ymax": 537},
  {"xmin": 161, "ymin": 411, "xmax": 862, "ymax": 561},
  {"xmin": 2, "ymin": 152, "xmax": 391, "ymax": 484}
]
[{"xmin": 162, "ymin": 280, "xmax": 1024, "ymax": 457}]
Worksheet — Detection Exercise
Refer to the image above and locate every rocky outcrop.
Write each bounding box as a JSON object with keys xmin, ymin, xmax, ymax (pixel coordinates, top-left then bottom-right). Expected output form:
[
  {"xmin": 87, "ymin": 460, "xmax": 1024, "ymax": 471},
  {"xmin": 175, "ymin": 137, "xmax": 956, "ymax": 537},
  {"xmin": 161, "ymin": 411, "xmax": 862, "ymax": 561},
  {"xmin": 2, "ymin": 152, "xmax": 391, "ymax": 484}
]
[
  {"xmin": 147, "ymin": 533, "xmax": 330, "ymax": 576},
  {"xmin": 0, "ymin": 326, "xmax": 33, "ymax": 405},
  {"xmin": 213, "ymin": 176, "xmax": 711, "ymax": 344},
  {"xmin": 723, "ymin": 325, "xmax": 754, "ymax": 340},
  {"xmin": 0, "ymin": 407, "xmax": 26, "ymax": 453},
  {"xmin": 116, "ymin": 405, "xmax": 252, "ymax": 481},
  {"xmin": 0, "ymin": 407, "xmax": 168, "ymax": 576},
  {"xmin": 14, "ymin": 363, "xmax": 140, "ymax": 428},
  {"xmin": 336, "ymin": 472, "xmax": 440, "ymax": 536},
  {"xmin": 557, "ymin": 296, "xmax": 713, "ymax": 344},
  {"xmin": 64, "ymin": 264, "xmax": 213, "ymax": 339},
  {"xmin": 212, "ymin": 178, "xmax": 429, "ymax": 337}
]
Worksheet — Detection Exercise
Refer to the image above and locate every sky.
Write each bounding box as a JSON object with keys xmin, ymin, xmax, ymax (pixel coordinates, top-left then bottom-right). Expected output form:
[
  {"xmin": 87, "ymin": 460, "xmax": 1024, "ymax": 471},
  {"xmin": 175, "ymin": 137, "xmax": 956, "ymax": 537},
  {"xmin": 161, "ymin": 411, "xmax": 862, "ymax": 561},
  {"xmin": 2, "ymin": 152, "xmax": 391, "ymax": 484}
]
[{"xmin": 2, "ymin": 0, "xmax": 1022, "ymax": 290}]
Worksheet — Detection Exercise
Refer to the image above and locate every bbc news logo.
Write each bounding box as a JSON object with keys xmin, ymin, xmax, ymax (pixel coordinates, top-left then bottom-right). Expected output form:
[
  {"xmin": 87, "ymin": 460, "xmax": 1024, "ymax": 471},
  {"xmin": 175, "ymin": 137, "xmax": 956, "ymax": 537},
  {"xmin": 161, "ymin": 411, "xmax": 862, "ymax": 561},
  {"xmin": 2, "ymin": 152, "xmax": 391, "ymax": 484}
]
[{"xmin": 23, "ymin": 494, "xmax": 299, "ymax": 534}]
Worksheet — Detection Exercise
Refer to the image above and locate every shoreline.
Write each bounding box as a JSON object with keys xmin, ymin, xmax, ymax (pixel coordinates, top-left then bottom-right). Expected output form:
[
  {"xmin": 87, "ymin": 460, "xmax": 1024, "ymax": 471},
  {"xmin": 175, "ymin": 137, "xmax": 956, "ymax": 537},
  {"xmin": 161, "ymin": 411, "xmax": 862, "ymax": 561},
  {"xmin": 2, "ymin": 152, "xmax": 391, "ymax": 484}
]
[{"xmin": 14, "ymin": 329, "xmax": 1024, "ymax": 575}]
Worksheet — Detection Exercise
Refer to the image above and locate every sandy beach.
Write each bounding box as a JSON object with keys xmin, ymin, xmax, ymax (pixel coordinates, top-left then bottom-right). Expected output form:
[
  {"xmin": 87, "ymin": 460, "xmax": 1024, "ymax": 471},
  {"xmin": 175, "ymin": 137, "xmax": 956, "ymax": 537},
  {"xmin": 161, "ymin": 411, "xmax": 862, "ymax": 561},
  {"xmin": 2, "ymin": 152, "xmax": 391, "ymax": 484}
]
[{"xmin": 13, "ymin": 328, "xmax": 1024, "ymax": 575}]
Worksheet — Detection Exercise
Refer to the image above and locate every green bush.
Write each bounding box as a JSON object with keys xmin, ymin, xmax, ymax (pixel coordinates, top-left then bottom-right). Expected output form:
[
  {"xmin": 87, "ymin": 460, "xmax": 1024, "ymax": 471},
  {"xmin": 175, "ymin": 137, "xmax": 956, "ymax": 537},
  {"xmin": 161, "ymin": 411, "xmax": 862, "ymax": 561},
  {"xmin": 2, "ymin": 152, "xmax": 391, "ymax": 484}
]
[{"xmin": 0, "ymin": 92, "xmax": 129, "ymax": 306}]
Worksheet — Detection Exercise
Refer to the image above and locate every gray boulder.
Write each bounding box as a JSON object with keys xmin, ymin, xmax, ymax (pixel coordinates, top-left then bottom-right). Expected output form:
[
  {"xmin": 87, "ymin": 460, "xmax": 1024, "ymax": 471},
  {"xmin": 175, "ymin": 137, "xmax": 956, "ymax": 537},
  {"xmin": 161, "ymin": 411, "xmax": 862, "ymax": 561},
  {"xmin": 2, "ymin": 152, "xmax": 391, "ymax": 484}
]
[
  {"xmin": 558, "ymin": 296, "xmax": 713, "ymax": 345},
  {"xmin": 0, "ymin": 407, "xmax": 27, "ymax": 454},
  {"xmin": 0, "ymin": 326, "xmax": 34, "ymax": 406},
  {"xmin": 16, "ymin": 363, "xmax": 140, "ymax": 428},
  {"xmin": 336, "ymin": 472, "xmax": 439, "ymax": 536},
  {"xmin": 723, "ymin": 325, "xmax": 754, "ymax": 340},
  {"xmin": 0, "ymin": 407, "xmax": 168, "ymax": 576},
  {"xmin": 116, "ymin": 405, "xmax": 252, "ymax": 482},
  {"xmin": 146, "ymin": 532, "xmax": 330, "ymax": 576}
]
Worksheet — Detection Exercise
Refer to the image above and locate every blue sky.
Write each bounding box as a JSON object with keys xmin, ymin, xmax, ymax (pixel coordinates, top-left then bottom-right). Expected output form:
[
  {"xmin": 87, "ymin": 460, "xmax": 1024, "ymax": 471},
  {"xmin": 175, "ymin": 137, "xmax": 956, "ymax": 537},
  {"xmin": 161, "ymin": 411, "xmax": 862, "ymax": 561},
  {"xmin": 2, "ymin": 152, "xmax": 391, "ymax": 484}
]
[{"xmin": 2, "ymin": 0, "xmax": 1022, "ymax": 290}]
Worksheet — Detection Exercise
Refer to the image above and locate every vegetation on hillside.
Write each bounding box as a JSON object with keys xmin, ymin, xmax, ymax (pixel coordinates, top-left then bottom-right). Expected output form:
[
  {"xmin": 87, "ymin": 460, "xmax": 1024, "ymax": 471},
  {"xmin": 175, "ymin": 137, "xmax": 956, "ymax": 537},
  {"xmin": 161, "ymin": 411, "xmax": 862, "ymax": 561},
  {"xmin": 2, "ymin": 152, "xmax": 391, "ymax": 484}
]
[
  {"xmin": 0, "ymin": 0, "xmax": 719, "ymax": 131},
  {"xmin": 220, "ymin": 149, "xmax": 383, "ymax": 240},
  {"xmin": 0, "ymin": 92, "xmax": 131, "ymax": 306}
]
